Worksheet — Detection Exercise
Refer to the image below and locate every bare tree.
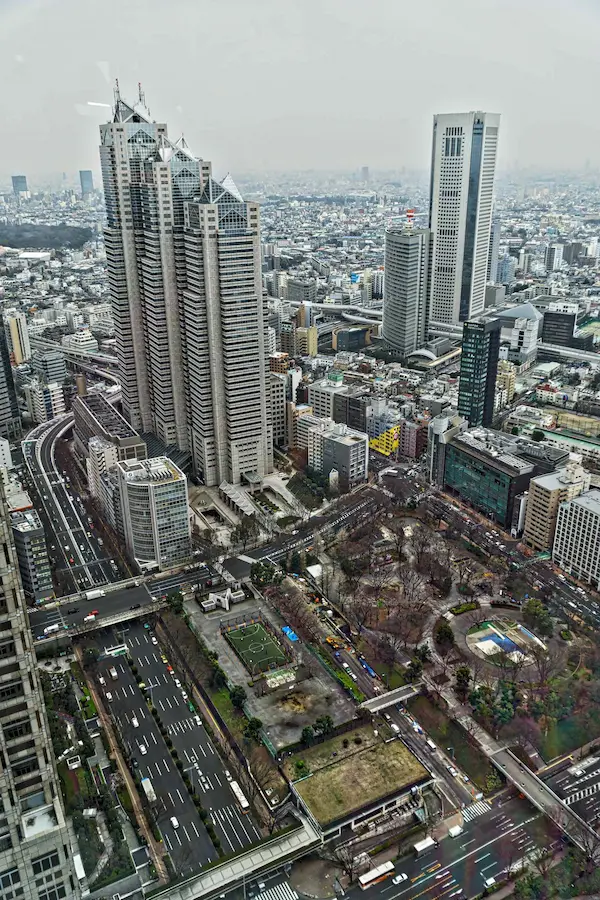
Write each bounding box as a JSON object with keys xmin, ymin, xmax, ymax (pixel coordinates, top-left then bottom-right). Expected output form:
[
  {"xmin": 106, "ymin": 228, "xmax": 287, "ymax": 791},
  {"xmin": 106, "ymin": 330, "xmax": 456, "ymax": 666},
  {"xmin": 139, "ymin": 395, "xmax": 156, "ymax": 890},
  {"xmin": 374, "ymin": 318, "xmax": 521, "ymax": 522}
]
[
  {"xmin": 387, "ymin": 517, "xmax": 406, "ymax": 561},
  {"xmin": 319, "ymin": 843, "xmax": 361, "ymax": 882},
  {"xmin": 410, "ymin": 525, "xmax": 430, "ymax": 570}
]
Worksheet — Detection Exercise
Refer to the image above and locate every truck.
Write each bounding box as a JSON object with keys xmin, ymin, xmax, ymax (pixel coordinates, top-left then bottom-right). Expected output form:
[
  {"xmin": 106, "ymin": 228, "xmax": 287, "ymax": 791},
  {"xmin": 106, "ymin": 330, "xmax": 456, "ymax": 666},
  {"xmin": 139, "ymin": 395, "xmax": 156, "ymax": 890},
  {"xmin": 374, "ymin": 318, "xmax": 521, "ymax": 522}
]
[
  {"xmin": 141, "ymin": 777, "xmax": 157, "ymax": 804},
  {"xmin": 84, "ymin": 589, "xmax": 105, "ymax": 602},
  {"xmin": 108, "ymin": 667, "xmax": 118, "ymax": 681},
  {"xmin": 414, "ymin": 836, "xmax": 437, "ymax": 857},
  {"xmin": 448, "ymin": 825, "xmax": 464, "ymax": 838}
]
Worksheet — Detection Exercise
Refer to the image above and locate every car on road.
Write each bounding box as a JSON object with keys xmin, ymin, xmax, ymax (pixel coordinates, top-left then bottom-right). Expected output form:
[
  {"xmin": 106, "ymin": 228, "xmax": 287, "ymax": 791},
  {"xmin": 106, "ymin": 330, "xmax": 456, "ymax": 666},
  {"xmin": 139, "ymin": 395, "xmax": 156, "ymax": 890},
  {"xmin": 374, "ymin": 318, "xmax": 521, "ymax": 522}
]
[
  {"xmin": 105, "ymin": 692, "xmax": 113, "ymax": 702},
  {"xmin": 139, "ymin": 744, "xmax": 147, "ymax": 755},
  {"xmin": 129, "ymin": 604, "xmax": 141, "ymax": 610},
  {"xmin": 161, "ymin": 655, "xmax": 168, "ymax": 664},
  {"xmin": 174, "ymin": 678, "xmax": 181, "ymax": 688},
  {"xmin": 170, "ymin": 816, "xmax": 179, "ymax": 829},
  {"xmin": 392, "ymin": 874, "xmax": 408, "ymax": 884},
  {"xmin": 225, "ymin": 770, "xmax": 232, "ymax": 781},
  {"xmin": 132, "ymin": 717, "xmax": 139, "ymax": 728},
  {"xmin": 67, "ymin": 608, "xmax": 79, "ymax": 615},
  {"xmin": 194, "ymin": 716, "xmax": 202, "ymax": 727},
  {"xmin": 99, "ymin": 676, "xmax": 106, "ymax": 686},
  {"xmin": 181, "ymin": 691, "xmax": 188, "ymax": 701}
]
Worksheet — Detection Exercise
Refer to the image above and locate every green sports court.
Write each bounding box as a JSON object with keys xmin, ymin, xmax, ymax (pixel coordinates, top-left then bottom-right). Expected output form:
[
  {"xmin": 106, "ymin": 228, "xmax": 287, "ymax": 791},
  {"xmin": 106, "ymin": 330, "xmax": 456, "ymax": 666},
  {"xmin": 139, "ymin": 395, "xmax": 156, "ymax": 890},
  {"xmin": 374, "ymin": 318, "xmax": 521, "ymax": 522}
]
[{"xmin": 225, "ymin": 621, "xmax": 287, "ymax": 675}]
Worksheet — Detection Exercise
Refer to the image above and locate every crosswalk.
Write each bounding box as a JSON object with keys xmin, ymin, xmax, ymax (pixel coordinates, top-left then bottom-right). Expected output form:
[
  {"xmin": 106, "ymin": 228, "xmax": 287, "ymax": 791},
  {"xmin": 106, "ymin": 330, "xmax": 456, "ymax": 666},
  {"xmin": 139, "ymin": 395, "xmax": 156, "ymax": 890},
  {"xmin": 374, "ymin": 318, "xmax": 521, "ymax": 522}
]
[
  {"xmin": 462, "ymin": 799, "xmax": 492, "ymax": 822},
  {"xmin": 167, "ymin": 717, "xmax": 199, "ymax": 736},
  {"xmin": 565, "ymin": 781, "xmax": 600, "ymax": 806},
  {"xmin": 250, "ymin": 883, "xmax": 298, "ymax": 900}
]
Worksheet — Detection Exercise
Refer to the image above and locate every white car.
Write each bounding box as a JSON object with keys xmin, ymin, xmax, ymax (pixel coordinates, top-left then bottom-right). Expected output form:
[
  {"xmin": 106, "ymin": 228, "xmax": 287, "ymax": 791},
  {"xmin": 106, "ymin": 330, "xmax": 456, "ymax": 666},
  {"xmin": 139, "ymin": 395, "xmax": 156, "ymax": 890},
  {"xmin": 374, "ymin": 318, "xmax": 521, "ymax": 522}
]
[
  {"xmin": 181, "ymin": 691, "xmax": 188, "ymax": 701},
  {"xmin": 139, "ymin": 744, "xmax": 147, "ymax": 755},
  {"xmin": 170, "ymin": 816, "xmax": 179, "ymax": 829},
  {"xmin": 98, "ymin": 676, "xmax": 106, "ymax": 686},
  {"xmin": 392, "ymin": 874, "xmax": 408, "ymax": 884},
  {"xmin": 132, "ymin": 717, "xmax": 139, "ymax": 728},
  {"xmin": 151, "ymin": 636, "xmax": 158, "ymax": 645},
  {"xmin": 105, "ymin": 692, "xmax": 113, "ymax": 702},
  {"xmin": 194, "ymin": 715, "xmax": 202, "ymax": 727},
  {"xmin": 174, "ymin": 678, "xmax": 181, "ymax": 688},
  {"xmin": 225, "ymin": 770, "xmax": 233, "ymax": 782}
]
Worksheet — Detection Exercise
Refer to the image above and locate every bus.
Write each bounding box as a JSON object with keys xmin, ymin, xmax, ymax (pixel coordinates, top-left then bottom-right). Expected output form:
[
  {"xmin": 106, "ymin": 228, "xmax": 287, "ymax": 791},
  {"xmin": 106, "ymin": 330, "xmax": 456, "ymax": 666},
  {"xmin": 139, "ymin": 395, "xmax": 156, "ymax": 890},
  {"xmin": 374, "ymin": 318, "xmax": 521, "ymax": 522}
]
[
  {"xmin": 104, "ymin": 644, "xmax": 128, "ymax": 658},
  {"xmin": 230, "ymin": 780, "xmax": 250, "ymax": 814},
  {"xmin": 358, "ymin": 862, "xmax": 395, "ymax": 890},
  {"xmin": 359, "ymin": 659, "xmax": 377, "ymax": 678},
  {"xmin": 425, "ymin": 739, "xmax": 436, "ymax": 752}
]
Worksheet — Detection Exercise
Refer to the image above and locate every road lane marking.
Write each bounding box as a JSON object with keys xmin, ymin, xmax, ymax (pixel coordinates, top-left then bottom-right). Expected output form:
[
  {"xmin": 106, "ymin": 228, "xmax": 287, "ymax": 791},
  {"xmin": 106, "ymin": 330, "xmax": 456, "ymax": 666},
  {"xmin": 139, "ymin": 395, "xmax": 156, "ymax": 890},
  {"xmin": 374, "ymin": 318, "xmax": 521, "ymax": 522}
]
[
  {"xmin": 176, "ymin": 789, "xmax": 184, "ymax": 804},
  {"xmin": 191, "ymin": 821, "xmax": 199, "ymax": 837},
  {"xmin": 213, "ymin": 809, "xmax": 237, "ymax": 852},
  {"xmin": 159, "ymin": 700, "xmax": 164, "ymax": 711},
  {"xmin": 164, "ymin": 834, "xmax": 172, "ymax": 850},
  {"xmin": 168, "ymin": 792, "xmax": 175, "ymax": 805},
  {"xmin": 475, "ymin": 853, "xmax": 490, "ymax": 863},
  {"xmin": 166, "ymin": 698, "xmax": 172, "ymax": 709},
  {"xmin": 214, "ymin": 773, "xmax": 222, "ymax": 787},
  {"xmin": 182, "ymin": 825, "xmax": 191, "ymax": 842},
  {"xmin": 481, "ymin": 863, "xmax": 498, "ymax": 874},
  {"xmin": 151, "ymin": 733, "xmax": 157, "ymax": 744},
  {"xmin": 163, "ymin": 760, "xmax": 170, "ymax": 772},
  {"xmin": 155, "ymin": 762, "xmax": 162, "ymax": 777},
  {"xmin": 174, "ymin": 830, "xmax": 182, "ymax": 846},
  {"xmin": 460, "ymin": 839, "xmax": 475, "ymax": 848},
  {"xmin": 198, "ymin": 743, "xmax": 206, "ymax": 758}
]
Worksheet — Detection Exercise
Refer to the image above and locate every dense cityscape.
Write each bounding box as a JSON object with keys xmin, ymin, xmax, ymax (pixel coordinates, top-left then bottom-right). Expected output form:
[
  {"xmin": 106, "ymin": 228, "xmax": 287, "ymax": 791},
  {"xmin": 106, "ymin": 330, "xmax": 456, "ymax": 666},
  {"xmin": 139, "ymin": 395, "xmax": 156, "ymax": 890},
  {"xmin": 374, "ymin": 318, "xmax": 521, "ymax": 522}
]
[{"xmin": 0, "ymin": 37, "xmax": 600, "ymax": 900}]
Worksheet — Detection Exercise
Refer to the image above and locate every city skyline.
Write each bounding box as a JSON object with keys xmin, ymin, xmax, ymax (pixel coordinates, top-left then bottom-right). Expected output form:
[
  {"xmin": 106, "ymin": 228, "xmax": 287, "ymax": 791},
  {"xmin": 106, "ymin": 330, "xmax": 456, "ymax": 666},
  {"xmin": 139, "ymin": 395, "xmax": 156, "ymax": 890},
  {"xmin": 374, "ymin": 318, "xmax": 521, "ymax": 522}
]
[{"xmin": 1, "ymin": 0, "xmax": 600, "ymax": 177}]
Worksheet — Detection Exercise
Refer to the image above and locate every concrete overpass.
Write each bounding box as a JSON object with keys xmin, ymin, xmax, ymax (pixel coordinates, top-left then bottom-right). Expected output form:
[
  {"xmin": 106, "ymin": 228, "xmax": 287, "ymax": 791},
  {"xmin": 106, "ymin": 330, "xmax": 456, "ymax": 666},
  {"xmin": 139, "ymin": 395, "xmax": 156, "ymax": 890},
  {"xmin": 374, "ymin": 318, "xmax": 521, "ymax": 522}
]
[
  {"xmin": 361, "ymin": 683, "xmax": 421, "ymax": 712},
  {"xmin": 35, "ymin": 599, "xmax": 169, "ymax": 646},
  {"xmin": 492, "ymin": 748, "xmax": 599, "ymax": 857}
]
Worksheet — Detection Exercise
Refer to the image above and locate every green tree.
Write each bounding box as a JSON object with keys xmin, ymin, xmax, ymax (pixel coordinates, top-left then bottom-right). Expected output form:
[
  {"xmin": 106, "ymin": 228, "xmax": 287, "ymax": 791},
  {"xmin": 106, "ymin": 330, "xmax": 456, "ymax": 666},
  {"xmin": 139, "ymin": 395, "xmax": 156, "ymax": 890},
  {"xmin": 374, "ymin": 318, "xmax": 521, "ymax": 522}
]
[
  {"xmin": 454, "ymin": 665, "xmax": 471, "ymax": 701},
  {"xmin": 243, "ymin": 717, "xmax": 263, "ymax": 743},
  {"xmin": 434, "ymin": 619, "xmax": 455, "ymax": 651},
  {"xmin": 314, "ymin": 715, "xmax": 334, "ymax": 736},
  {"xmin": 229, "ymin": 685, "xmax": 247, "ymax": 709},
  {"xmin": 414, "ymin": 645, "xmax": 432, "ymax": 664},
  {"xmin": 301, "ymin": 725, "xmax": 315, "ymax": 745},
  {"xmin": 531, "ymin": 430, "xmax": 545, "ymax": 443},
  {"xmin": 522, "ymin": 598, "xmax": 553, "ymax": 637},
  {"xmin": 166, "ymin": 591, "xmax": 183, "ymax": 615},
  {"xmin": 406, "ymin": 658, "xmax": 423, "ymax": 682},
  {"xmin": 233, "ymin": 516, "xmax": 260, "ymax": 550},
  {"xmin": 511, "ymin": 426, "xmax": 520, "ymax": 435},
  {"xmin": 250, "ymin": 561, "xmax": 282, "ymax": 588}
]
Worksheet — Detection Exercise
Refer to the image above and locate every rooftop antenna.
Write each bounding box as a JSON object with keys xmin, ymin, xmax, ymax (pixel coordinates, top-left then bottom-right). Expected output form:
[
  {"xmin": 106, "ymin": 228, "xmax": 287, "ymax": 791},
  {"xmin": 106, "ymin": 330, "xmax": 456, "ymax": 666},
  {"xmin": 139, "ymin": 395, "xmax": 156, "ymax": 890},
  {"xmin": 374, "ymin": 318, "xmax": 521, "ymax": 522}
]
[
  {"xmin": 138, "ymin": 82, "xmax": 145, "ymax": 106},
  {"xmin": 114, "ymin": 78, "xmax": 121, "ymax": 107}
]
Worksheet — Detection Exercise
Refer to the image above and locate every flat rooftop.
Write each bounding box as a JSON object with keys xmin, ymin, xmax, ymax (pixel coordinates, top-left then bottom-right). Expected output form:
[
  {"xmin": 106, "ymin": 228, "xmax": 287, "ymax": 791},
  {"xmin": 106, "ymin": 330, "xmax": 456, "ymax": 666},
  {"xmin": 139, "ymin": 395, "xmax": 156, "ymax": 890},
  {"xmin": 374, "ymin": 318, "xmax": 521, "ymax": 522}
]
[
  {"xmin": 288, "ymin": 725, "xmax": 427, "ymax": 826},
  {"xmin": 119, "ymin": 456, "xmax": 184, "ymax": 484},
  {"xmin": 76, "ymin": 393, "xmax": 139, "ymax": 439}
]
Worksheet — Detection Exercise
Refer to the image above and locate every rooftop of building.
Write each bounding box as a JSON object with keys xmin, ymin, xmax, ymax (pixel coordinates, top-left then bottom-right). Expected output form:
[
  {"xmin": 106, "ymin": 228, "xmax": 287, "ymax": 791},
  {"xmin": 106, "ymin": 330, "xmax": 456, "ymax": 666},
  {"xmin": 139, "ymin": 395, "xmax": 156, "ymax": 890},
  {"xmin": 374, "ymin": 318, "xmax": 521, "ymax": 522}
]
[
  {"xmin": 118, "ymin": 456, "xmax": 185, "ymax": 484},
  {"xmin": 75, "ymin": 392, "xmax": 139, "ymax": 439},
  {"xmin": 11, "ymin": 509, "xmax": 43, "ymax": 533},
  {"xmin": 497, "ymin": 302, "xmax": 543, "ymax": 323},
  {"xmin": 563, "ymin": 489, "xmax": 600, "ymax": 514},
  {"xmin": 452, "ymin": 427, "xmax": 567, "ymax": 473}
]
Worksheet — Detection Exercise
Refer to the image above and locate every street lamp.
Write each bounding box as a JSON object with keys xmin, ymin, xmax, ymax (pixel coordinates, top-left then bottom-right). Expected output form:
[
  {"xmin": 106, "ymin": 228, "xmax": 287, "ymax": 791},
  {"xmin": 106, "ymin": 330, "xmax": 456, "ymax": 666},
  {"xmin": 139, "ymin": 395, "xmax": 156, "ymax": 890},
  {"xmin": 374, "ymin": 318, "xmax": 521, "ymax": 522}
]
[{"xmin": 447, "ymin": 746, "xmax": 455, "ymax": 760}]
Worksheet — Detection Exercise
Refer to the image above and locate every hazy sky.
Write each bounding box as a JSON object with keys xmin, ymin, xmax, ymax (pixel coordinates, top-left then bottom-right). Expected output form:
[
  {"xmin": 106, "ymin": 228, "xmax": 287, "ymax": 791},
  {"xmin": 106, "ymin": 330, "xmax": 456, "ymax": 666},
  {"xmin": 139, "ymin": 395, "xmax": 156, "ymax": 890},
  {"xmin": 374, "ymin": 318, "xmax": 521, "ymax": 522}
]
[{"xmin": 1, "ymin": 0, "xmax": 599, "ymax": 182}]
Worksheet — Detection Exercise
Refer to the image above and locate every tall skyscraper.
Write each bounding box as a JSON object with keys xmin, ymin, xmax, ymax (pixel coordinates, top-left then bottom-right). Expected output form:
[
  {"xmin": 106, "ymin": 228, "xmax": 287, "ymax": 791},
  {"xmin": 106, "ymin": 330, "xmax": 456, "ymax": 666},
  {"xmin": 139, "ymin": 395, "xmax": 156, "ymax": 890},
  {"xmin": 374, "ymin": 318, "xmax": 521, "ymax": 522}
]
[
  {"xmin": 100, "ymin": 86, "xmax": 272, "ymax": 486},
  {"xmin": 0, "ymin": 324, "xmax": 21, "ymax": 440},
  {"xmin": 11, "ymin": 175, "xmax": 28, "ymax": 196},
  {"xmin": 79, "ymin": 170, "xmax": 94, "ymax": 198},
  {"xmin": 428, "ymin": 111, "xmax": 500, "ymax": 325},
  {"xmin": 0, "ymin": 480, "xmax": 78, "ymax": 899},
  {"xmin": 457, "ymin": 317, "xmax": 501, "ymax": 427},
  {"xmin": 382, "ymin": 226, "xmax": 431, "ymax": 358}
]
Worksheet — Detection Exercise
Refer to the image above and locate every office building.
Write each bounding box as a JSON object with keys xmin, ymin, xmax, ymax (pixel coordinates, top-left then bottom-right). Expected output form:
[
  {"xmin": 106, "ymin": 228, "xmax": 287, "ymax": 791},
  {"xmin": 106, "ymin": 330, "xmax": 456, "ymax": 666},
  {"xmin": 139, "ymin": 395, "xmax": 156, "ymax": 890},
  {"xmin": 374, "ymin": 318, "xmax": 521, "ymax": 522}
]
[
  {"xmin": 117, "ymin": 456, "xmax": 191, "ymax": 571},
  {"xmin": 101, "ymin": 87, "xmax": 271, "ymax": 486},
  {"xmin": 11, "ymin": 510, "xmax": 53, "ymax": 602},
  {"xmin": 0, "ymin": 326, "xmax": 21, "ymax": 440},
  {"xmin": 86, "ymin": 436, "xmax": 119, "ymax": 500},
  {"xmin": 426, "ymin": 410, "xmax": 468, "ymax": 484},
  {"xmin": 307, "ymin": 373, "xmax": 347, "ymax": 419},
  {"xmin": 382, "ymin": 227, "xmax": 431, "ymax": 357},
  {"xmin": 270, "ymin": 372, "xmax": 287, "ymax": 446},
  {"xmin": 496, "ymin": 302, "xmax": 541, "ymax": 366},
  {"xmin": 79, "ymin": 169, "xmax": 94, "ymax": 198},
  {"xmin": 0, "ymin": 480, "xmax": 79, "ymax": 899},
  {"xmin": 334, "ymin": 387, "xmax": 370, "ymax": 433},
  {"xmin": 428, "ymin": 111, "xmax": 500, "ymax": 325},
  {"xmin": 553, "ymin": 491, "xmax": 600, "ymax": 588},
  {"xmin": 523, "ymin": 460, "xmax": 590, "ymax": 553},
  {"xmin": 545, "ymin": 244, "xmax": 563, "ymax": 272},
  {"xmin": 11, "ymin": 175, "xmax": 28, "ymax": 197},
  {"xmin": 541, "ymin": 309, "xmax": 576, "ymax": 347},
  {"xmin": 72, "ymin": 392, "xmax": 147, "ymax": 461},
  {"xmin": 286, "ymin": 403, "xmax": 314, "ymax": 449},
  {"xmin": 287, "ymin": 278, "xmax": 317, "ymax": 306},
  {"xmin": 458, "ymin": 317, "xmax": 501, "ymax": 427},
  {"xmin": 295, "ymin": 326, "xmax": 318, "ymax": 357},
  {"xmin": 487, "ymin": 218, "xmax": 501, "ymax": 283},
  {"xmin": 61, "ymin": 329, "xmax": 98, "ymax": 355},
  {"xmin": 399, "ymin": 419, "xmax": 428, "ymax": 459},
  {"xmin": 296, "ymin": 303, "xmax": 314, "ymax": 328},
  {"xmin": 24, "ymin": 380, "xmax": 65, "ymax": 424},
  {"xmin": 31, "ymin": 351, "xmax": 67, "ymax": 385},
  {"xmin": 497, "ymin": 254, "xmax": 517, "ymax": 285},
  {"xmin": 443, "ymin": 428, "xmax": 568, "ymax": 527},
  {"xmin": 306, "ymin": 420, "xmax": 369, "ymax": 491},
  {"xmin": 4, "ymin": 313, "xmax": 31, "ymax": 365}
]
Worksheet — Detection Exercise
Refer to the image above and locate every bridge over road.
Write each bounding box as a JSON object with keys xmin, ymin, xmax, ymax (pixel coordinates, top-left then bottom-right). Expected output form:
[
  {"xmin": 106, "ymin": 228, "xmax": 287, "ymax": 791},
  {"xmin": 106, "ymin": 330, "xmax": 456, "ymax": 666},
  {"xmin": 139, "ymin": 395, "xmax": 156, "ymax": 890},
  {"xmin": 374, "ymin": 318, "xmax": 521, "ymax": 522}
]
[
  {"xmin": 361, "ymin": 683, "xmax": 421, "ymax": 713},
  {"xmin": 492, "ymin": 748, "xmax": 600, "ymax": 858}
]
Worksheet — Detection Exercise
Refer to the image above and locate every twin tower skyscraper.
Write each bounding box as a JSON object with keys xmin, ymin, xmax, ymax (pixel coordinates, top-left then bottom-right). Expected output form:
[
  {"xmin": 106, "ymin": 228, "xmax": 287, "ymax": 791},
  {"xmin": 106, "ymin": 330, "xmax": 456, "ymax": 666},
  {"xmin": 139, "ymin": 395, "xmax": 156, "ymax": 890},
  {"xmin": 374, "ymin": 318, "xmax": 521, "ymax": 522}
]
[
  {"xmin": 100, "ymin": 86, "xmax": 273, "ymax": 487},
  {"xmin": 382, "ymin": 111, "xmax": 501, "ymax": 358}
]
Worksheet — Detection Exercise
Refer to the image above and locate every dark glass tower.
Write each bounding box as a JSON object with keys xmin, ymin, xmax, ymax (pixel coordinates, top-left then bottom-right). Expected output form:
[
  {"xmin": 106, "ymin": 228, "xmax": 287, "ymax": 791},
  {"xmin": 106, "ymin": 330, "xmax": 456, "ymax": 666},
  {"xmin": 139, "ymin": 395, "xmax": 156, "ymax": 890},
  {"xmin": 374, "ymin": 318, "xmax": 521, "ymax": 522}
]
[{"xmin": 458, "ymin": 317, "xmax": 501, "ymax": 427}]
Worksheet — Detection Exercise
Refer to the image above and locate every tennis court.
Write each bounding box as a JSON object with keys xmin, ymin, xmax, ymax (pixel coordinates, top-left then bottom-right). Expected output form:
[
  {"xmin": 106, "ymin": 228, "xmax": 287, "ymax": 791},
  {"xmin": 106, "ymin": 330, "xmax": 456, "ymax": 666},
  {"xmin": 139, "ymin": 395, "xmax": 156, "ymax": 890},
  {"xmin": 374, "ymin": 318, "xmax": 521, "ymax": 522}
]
[{"xmin": 226, "ymin": 621, "xmax": 287, "ymax": 674}]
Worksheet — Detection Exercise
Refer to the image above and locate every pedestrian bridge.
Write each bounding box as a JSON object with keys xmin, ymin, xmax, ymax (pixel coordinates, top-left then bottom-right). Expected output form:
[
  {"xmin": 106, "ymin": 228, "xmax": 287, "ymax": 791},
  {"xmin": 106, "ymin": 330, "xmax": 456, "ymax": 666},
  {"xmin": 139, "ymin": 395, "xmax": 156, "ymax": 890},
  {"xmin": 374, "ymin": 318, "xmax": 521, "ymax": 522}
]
[{"xmin": 361, "ymin": 683, "xmax": 421, "ymax": 713}]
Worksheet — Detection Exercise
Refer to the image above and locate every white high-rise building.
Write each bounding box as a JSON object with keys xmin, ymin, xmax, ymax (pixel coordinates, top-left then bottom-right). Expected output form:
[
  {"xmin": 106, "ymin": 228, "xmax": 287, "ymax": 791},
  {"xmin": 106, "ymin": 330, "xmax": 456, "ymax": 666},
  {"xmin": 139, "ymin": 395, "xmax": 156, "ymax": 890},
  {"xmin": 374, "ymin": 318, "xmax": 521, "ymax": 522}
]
[
  {"xmin": 553, "ymin": 490, "xmax": 600, "ymax": 588},
  {"xmin": 4, "ymin": 312, "xmax": 31, "ymax": 365},
  {"xmin": 100, "ymin": 86, "xmax": 272, "ymax": 486},
  {"xmin": 383, "ymin": 226, "xmax": 431, "ymax": 357},
  {"xmin": 428, "ymin": 111, "xmax": 500, "ymax": 326}
]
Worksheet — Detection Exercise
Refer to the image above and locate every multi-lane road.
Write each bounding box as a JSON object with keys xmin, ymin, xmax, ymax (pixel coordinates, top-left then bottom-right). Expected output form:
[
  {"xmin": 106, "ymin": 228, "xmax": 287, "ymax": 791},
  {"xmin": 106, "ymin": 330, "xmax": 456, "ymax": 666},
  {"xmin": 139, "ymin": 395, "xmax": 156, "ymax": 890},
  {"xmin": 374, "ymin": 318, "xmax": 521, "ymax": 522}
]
[{"xmin": 96, "ymin": 620, "xmax": 261, "ymax": 877}]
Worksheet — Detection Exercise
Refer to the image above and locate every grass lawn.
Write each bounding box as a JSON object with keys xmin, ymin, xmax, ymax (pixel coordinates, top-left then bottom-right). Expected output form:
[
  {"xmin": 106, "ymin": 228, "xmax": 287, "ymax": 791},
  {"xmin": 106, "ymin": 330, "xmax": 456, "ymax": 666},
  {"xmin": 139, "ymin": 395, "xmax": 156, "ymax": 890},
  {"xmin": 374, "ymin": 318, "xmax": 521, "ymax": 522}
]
[
  {"xmin": 211, "ymin": 688, "xmax": 246, "ymax": 742},
  {"xmin": 290, "ymin": 729, "xmax": 427, "ymax": 825},
  {"xmin": 407, "ymin": 696, "xmax": 499, "ymax": 793},
  {"xmin": 225, "ymin": 621, "xmax": 286, "ymax": 674},
  {"xmin": 539, "ymin": 708, "xmax": 600, "ymax": 762},
  {"xmin": 372, "ymin": 662, "xmax": 406, "ymax": 689}
]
